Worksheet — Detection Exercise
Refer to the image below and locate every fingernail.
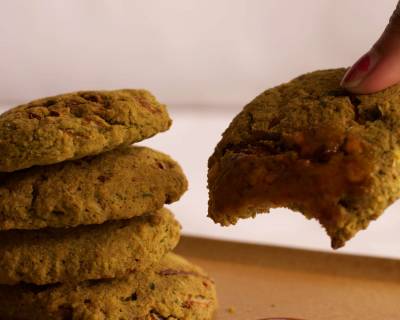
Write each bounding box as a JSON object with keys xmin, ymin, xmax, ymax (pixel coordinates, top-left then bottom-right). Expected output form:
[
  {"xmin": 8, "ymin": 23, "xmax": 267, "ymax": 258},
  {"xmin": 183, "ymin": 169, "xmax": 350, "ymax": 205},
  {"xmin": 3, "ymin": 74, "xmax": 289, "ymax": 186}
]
[{"xmin": 341, "ymin": 50, "xmax": 379, "ymax": 88}]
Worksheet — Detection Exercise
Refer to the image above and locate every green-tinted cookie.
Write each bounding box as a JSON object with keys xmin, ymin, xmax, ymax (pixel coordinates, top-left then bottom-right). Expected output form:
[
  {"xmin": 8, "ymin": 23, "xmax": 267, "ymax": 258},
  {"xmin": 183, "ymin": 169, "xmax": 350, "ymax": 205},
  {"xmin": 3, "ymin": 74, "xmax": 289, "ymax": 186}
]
[
  {"xmin": 208, "ymin": 68, "xmax": 400, "ymax": 248},
  {"xmin": 0, "ymin": 89, "xmax": 171, "ymax": 172},
  {"xmin": 0, "ymin": 253, "xmax": 217, "ymax": 320},
  {"xmin": 0, "ymin": 208, "xmax": 180, "ymax": 285},
  {"xmin": 0, "ymin": 146, "xmax": 187, "ymax": 230}
]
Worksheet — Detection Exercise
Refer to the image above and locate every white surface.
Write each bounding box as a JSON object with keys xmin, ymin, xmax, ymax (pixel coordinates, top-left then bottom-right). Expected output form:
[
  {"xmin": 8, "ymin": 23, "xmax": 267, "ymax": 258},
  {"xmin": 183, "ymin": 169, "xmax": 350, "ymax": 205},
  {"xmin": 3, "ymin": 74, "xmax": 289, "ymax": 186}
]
[{"xmin": 0, "ymin": 0, "xmax": 397, "ymax": 107}]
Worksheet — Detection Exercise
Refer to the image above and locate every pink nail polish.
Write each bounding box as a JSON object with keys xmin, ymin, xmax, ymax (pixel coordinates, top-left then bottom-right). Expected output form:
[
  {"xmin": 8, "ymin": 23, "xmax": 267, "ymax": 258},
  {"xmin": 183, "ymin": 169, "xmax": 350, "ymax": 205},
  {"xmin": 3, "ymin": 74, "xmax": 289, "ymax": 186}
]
[{"xmin": 341, "ymin": 51, "xmax": 379, "ymax": 88}]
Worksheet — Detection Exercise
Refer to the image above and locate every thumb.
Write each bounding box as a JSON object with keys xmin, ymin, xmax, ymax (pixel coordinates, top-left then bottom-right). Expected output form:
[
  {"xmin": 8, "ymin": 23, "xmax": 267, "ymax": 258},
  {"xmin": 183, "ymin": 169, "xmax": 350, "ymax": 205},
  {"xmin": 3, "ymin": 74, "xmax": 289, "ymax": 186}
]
[{"xmin": 341, "ymin": 2, "xmax": 400, "ymax": 94}]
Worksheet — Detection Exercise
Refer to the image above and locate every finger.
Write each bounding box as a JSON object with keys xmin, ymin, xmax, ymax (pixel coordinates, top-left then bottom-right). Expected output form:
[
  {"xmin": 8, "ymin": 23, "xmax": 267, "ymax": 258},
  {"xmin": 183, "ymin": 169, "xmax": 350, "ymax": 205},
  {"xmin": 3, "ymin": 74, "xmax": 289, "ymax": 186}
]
[{"xmin": 341, "ymin": 1, "xmax": 400, "ymax": 94}]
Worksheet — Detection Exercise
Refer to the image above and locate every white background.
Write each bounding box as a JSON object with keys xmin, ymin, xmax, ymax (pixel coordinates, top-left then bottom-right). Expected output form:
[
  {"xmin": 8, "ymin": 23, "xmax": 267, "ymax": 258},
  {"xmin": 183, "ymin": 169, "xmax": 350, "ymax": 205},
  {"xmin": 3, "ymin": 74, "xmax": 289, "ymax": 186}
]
[{"xmin": 1, "ymin": 0, "xmax": 399, "ymax": 258}]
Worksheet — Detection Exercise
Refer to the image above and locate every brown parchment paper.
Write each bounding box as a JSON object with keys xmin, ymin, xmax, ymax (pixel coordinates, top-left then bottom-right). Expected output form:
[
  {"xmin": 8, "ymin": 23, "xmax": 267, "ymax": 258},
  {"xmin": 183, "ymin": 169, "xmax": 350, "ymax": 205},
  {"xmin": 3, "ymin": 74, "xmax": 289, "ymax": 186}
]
[{"xmin": 176, "ymin": 236, "xmax": 400, "ymax": 320}]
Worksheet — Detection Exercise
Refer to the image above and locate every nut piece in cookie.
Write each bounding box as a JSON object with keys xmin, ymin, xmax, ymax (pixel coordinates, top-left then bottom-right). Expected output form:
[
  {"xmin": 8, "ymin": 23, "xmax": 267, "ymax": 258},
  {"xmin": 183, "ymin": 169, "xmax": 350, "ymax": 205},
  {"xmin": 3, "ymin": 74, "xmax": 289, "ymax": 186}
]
[
  {"xmin": 208, "ymin": 68, "xmax": 400, "ymax": 248},
  {"xmin": 0, "ymin": 89, "xmax": 172, "ymax": 172}
]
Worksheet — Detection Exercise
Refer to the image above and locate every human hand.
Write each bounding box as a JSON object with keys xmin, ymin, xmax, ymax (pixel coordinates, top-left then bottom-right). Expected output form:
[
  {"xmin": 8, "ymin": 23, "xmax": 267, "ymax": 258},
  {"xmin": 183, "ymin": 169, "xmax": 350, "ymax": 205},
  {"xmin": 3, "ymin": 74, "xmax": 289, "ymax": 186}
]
[{"xmin": 341, "ymin": 1, "xmax": 400, "ymax": 93}]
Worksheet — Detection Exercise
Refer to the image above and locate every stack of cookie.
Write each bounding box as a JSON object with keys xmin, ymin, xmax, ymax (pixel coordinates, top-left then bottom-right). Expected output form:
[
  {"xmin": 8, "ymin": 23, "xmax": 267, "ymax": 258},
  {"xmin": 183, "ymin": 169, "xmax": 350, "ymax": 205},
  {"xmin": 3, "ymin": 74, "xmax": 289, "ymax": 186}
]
[{"xmin": 0, "ymin": 90, "xmax": 217, "ymax": 319}]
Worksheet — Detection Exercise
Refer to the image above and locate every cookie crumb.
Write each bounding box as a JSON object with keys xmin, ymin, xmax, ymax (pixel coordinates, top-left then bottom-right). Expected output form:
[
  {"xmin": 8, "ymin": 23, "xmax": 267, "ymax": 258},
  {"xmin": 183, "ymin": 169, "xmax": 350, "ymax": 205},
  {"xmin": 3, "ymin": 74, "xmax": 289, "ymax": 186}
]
[{"xmin": 226, "ymin": 306, "xmax": 235, "ymax": 314}]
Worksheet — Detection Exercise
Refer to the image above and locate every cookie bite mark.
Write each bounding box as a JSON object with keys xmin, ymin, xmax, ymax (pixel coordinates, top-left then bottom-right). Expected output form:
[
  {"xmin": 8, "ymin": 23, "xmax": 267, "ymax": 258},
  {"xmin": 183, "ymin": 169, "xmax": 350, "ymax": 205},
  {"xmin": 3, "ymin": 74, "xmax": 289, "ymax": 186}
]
[
  {"xmin": 209, "ymin": 129, "xmax": 372, "ymax": 248},
  {"xmin": 208, "ymin": 68, "xmax": 400, "ymax": 248}
]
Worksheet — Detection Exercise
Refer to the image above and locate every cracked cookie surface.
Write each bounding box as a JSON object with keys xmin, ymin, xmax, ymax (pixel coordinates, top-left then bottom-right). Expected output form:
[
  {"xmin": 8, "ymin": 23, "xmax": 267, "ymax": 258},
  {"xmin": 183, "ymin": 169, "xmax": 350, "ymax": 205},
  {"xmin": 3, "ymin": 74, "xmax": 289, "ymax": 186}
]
[
  {"xmin": 208, "ymin": 68, "xmax": 400, "ymax": 248},
  {"xmin": 0, "ymin": 146, "xmax": 187, "ymax": 230},
  {"xmin": 0, "ymin": 89, "xmax": 171, "ymax": 172},
  {"xmin": 0, "ymin": 208, "xmax": 180, "ymax": 285},
  {"xmin": 0, "ymin": 253, "xmax": 217, "ymax": 320}
]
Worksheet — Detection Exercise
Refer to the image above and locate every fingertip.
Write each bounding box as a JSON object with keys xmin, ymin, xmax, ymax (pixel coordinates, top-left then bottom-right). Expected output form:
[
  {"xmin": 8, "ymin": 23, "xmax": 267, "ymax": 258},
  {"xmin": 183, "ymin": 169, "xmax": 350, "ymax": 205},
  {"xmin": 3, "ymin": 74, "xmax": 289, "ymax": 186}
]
[
  {"xmin": 340, "ymin": 51, "xmax": 380, "ymax": 94},
  {"xmin": 343, "ymin": 49, "xmax": 400, "ymax": 94},
  {"xmin": 342, "ymin": 3, "xmax": 400, "ymax": 94}
]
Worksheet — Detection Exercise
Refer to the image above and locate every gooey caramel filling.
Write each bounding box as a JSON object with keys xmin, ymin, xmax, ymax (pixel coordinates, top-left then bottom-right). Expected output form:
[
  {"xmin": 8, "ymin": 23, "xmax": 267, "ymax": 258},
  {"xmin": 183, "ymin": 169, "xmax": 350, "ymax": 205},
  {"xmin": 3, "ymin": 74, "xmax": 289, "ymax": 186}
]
[{"xmin": 211, "ymin": 127, "xmax": 372, "ymax": 248}]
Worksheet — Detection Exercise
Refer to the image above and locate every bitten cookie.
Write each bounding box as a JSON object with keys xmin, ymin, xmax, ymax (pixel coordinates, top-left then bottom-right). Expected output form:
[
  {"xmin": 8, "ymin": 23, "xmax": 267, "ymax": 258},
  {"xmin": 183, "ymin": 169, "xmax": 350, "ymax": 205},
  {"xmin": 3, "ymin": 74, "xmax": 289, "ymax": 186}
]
[
  {"xmin": 208, "ymin": 68, "xmax": 400, "ymax": 248},
  {"xmin": 0, "ymin": 89, "xmax": 171, "ymax": 172},
  {"xmin": 0, "ymin": 208, "xmax": 180, "ymax": 285},
  {"xmin": 0, "ymin": 146, "xmax": 187, "ymax": 230},
  {"xmin": 0, "ymin": 253, "xmax": 217, "ymax": 320}
]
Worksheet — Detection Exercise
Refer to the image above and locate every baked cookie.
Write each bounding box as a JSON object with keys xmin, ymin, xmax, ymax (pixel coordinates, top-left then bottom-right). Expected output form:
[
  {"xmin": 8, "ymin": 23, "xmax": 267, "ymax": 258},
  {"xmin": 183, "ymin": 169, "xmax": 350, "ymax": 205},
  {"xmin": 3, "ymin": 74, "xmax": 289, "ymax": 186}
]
[
  {"xmin": 0, "ymin": 146, "xmax": 187, "ymax": 230},
  {"xmin": 208, "ymin": 68, "xmax": 400, "ymax": 248},
  {"xmin": 0, "ymin": 89, "xmax": 171, "ymax": 172},
  {"xmin": 0, "ymin": 253, "xmax": 217, "ymax": 320},
  {"xmin": 0, "ymin": 208, "xmax": 180, "ymax": 285}
]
